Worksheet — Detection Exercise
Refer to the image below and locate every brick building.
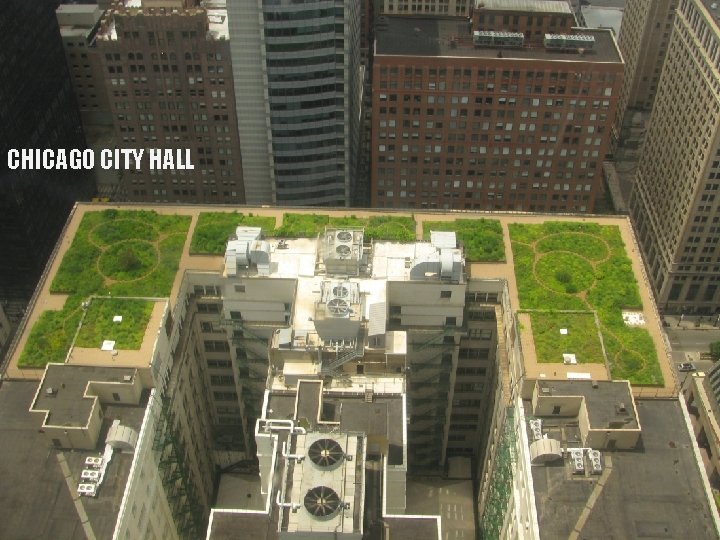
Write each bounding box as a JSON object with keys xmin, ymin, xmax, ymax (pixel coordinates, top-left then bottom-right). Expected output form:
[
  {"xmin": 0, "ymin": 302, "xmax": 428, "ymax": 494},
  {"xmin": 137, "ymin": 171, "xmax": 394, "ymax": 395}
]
[{"xmin": 371, "ymin": 6, "xmax": 623, "ymax": 212}]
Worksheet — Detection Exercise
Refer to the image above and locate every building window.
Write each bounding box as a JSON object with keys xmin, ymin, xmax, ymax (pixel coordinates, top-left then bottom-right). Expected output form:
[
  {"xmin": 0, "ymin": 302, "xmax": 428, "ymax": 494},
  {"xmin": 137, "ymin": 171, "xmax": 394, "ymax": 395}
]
[
  {"xmin": 441, "ymin": 290, "xmax": 452, "ymax": 299},
  {"xmin": 446, "ymin": 316, "xmax": 457, "ymax": 326},
  {"xmin": 552, "ymin": 405, "xmax": 561, "ymax": 415}
]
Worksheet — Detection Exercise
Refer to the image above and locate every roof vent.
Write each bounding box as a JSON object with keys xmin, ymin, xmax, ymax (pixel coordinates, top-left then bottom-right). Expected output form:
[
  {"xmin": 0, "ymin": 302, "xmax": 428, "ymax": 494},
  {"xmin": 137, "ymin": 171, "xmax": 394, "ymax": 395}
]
[
  {"xmin": 304, "ymin": 486, "xmax": 341, "ymax": 518},
  {"xmin": 308, "ymin": 438, "xmax": 345, "ymax": 468}
]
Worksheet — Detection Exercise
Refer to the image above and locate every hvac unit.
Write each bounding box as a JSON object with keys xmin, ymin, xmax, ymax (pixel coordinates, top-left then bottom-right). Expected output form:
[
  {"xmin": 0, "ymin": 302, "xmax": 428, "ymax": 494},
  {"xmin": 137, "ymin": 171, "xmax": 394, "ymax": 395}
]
[
  {"xmin": 569, "ymin": 449, "xmax": 585, "ymax": 474},
  {"xmin": 84, "ymin": 456, "xmax": 103, "ymax": 468},
  {"xmin": 77, "ymin": 483, "xmax": 97, "ymax": 497},
  {"xmin": 308, "ymin": 438, "xmax": 345, "ymax": 469},
  {"xmin": 304, "ymin": 485, "xmax": 342, "ymax": 519},
  {"xmin": 588, "ymin": 449, "xmax": 603, "ymax": 474},
  {"xmin": 529, "ymin": 419, "xmax": 543, "ymax": 441}
]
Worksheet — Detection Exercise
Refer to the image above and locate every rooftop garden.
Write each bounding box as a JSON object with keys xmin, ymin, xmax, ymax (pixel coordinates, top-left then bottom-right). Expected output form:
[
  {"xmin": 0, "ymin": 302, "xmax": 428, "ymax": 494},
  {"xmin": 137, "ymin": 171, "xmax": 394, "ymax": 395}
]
[
  {"xmin": 273, "ymin": 213, "xmax": 330, "ymax": 238},
  {"xmin": 527, "ymin": 311, "xmax": 605, "ymax": 364},
  {"xmin": 18, "ymin": 209, "xmax": 189, "ymax": 368},
  {"xmin": 190, "ymin": 212, "xmax": 418, "ymax": 254},
  {"xmin": 189, "ymin": 212, "xmax": 276, "ymax": 255},
  {"xmin": 509, "ymin": 221, "xmax": 663, "ymax": 385},
  {"xmin": 328, "ymin": 215, "xmax": 416, "ymax": 242},
  {"xmin": 422, "ymin": 218, "xmax": 505, "ymax": 262},
  {"xmin": 75, "ymin": 298, "xmax": 155, "ymax": 350}
]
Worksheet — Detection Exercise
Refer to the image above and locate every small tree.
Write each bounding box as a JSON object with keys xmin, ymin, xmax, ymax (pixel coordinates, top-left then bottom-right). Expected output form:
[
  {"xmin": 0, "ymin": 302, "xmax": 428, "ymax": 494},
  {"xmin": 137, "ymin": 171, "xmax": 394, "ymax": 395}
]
[
  {"xmin": 710, "ymin": 341, "xmax": 720, "ymax": 361},
  {"xmin": 118, "ymin": 247, "xmax": 141, "ymax": 272}
]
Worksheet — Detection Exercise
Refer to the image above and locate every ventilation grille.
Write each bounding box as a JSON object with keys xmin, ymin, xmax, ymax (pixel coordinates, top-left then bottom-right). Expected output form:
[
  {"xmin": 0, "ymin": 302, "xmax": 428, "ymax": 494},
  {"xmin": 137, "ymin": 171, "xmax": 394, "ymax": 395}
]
[
  {"xmin": 308, "ymin": 438, "xmax": 344, "ymax": 468},
  {"xmin": 304, "ymin": 486, "xmax": 341, "ymax": 517}
]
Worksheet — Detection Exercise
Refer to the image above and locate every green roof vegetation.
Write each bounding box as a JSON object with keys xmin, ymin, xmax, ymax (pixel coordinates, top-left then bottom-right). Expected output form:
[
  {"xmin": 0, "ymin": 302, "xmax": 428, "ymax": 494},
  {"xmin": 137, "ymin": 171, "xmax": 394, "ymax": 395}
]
[
  {"xmin": 189, "ymin": 212, "xmax": 277, "ymax": 254},
  {"xmin": 509, "ymin": 221, "xmax": 663, "ymax": 386},
  {"xmin": 75, "ymin": 298, "xmax": 155, "ymax": 350},
  {"xmin": 190, "ymin": 213, "xmax": 419, "ymax": 255},
  {"xmin": 528, "ymin": 311, "xmax": 605, "ymax": 364},
  {"xmin": 328, "ymin": 215, "xmax": 416, "ymax": 242},
  {"xmin": 422, "ymin": 219, "xmax": 505, "ymax": 262},
  {"xmin": 273, "ymin": 213, "xmax": 330, "ymax": 238},
  {"xmin": 19, "ymin": 210, "xmax": 189, "ymax": 368}
]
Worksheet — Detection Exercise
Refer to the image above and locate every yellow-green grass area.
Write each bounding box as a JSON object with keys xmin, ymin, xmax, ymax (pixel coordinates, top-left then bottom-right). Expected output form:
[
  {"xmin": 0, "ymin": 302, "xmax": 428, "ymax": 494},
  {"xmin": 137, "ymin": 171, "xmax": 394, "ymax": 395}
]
[
  {"xmin": 422, "ymin": 219, "xmax": 504, "ymax": 262},
  {"xmin": 528, "ymin": 311, "xmax": 605, "ymax": 364},
  {"xmin": 189, "ymin": 212, "xmax": 277, "ymax": 254},
  {"xmin": 273, "ymin": 214, "xmax": 418, "ymax": 242},
  {"xmin": 18, "ymin": 209, "xmax": 190, "ymax": 368},
  {"xmin": 75, "ymin": 298, "xmax": 154, "ymax": 350},
  {"xmin": 510, "ymin": 221, "xmax": 663, "ymax": 386}
]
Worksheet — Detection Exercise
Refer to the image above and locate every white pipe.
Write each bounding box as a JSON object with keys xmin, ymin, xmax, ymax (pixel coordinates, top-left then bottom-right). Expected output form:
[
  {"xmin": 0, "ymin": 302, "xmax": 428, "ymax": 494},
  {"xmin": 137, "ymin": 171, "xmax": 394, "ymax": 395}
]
[
  {"xmin": 276, "ymin": 489, "xmax": 300, "ymax": 510},
  {"xmin": 282, "ymin": 440, "xmax": 305, "ymax": 462},
  {"xmin": 260, "ymin": 418, "xmax": 306, "ymax": 434}
]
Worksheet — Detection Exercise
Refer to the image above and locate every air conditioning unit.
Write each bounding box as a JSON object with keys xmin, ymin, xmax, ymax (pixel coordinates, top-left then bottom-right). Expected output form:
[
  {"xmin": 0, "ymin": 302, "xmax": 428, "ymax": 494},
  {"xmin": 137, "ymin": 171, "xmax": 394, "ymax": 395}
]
[
  {"xmin": 84, "ymin": 456, "xmax": 103, "ymax": 468},
  {"xmin": 123, "ymin": 375, "xmax": 132, "ymax": 382},
  {"xmin": 77, "ymin": 483, "xmax": 97, "ymax": 497},
  {"xmin": 588, "ymin": 449, "xmax": 603, "ymax": 474},
  {"xmin": 570, "ymin": 449, "xmax": 585, "ymax": 474}
]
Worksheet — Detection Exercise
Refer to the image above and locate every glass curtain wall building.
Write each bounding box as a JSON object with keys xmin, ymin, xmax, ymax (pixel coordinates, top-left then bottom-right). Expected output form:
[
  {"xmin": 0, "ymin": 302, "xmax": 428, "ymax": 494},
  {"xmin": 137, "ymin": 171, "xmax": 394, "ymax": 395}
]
[{"xmin": 228, "ymin": 0, "xmax": 361, "ymax": 206}]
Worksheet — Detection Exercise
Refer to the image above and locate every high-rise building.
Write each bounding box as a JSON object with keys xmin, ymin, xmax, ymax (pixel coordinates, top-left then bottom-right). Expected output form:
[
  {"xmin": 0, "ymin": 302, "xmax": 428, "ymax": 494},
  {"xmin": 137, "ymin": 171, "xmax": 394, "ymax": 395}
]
[
  {"xmin": 98, "ymin": 0, "xmax": 245, "ymax": 204},
  {"xmin": 630, "ymin": 0, "xmax": 720, "ymax": 314},
  {"xmin": 613, "ymin": 0, "xmax": 675, "ymax": 143},
  {"xmin": 227, "ymin": 0, "xmax": 362, "ymax": 206},
  {"xmin": 57, "ymin": 0, "xmax": 246, "ymax": 205},
  {"xmin": 0, "ymin": 0, "xmax": 93, "ymax": 324},
  {"xmin": 371, "ymin": 2, "xmax": 623, "ymax": 211}
]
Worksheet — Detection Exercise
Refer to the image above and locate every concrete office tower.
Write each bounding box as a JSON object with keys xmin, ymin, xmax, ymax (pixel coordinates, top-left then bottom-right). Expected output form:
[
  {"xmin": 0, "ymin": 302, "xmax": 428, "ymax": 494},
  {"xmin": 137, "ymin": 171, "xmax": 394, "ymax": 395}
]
[
  {"xmin": 93, "ymin": 0, "xmax": 245, "ymax": 204},
  {"xmin": 227, "ymin": 0, "xmax": 362, "ymax": 206},
  {"xmin": 0, "ymin": 0, "xmax": 93, "ymax": 325},
  {"xmin": 630, "ymin": 0, "xmax": 720, "ymax": 314},
  {"xmin": 371, "ymin": 2, "xmax": 623, "ymax": 212},
  {"xmin": 614, "ymin": 0, "xmax": 675, "ymax": 141},
  {"xmin": 56, "ymin": 5, "xmax": 113, "ymax": 126}
]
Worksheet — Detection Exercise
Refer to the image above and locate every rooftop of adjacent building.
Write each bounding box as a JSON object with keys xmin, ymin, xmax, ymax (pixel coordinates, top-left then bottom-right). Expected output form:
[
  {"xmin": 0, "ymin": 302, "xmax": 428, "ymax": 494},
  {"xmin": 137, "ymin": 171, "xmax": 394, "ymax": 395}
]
[
  {"xmin": 374, "ymin": 16, "xmax": 622, "ymax": 63},
  {"xmin": 535, "ymin": 379, "xmax": 639, "ymax": 429},
  {"xmin": 0, "ymin": 380, "xmax": 146, "ymax": 540},
  {"xmin": 95, "ymin": 0, "xmax": 229, "ymax": 42},
  {"xmin": 530, "ymin": 399, "xmax": 718, "ymax": 539},
  {"xmin": 31, "ymin": 363, "xmax": 138, "ymax": 427},
  {"xmin": 476, "ymin": 0, "xmax": 572, "ymax": 14}
]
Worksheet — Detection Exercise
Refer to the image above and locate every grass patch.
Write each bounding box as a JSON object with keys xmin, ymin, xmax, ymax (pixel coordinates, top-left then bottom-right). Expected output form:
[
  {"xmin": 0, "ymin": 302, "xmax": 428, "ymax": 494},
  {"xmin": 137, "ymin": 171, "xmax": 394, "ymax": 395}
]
[
  {"xmin": 274, "ymin": 213, "xmax": 329, "ymax": 238},
  {"xmin": 19, "ymin": 209, "xmax": 190, "ymax": 368},
  {"xmin": 329, "ymin": 215, "xmax": 416, "ymax": 242},
  {"xmin": 190, "ymin": 212, "xmax": 276, "ymax": 255},
  {"xmin": 422, "ymin": 219, "xmax": 504, "ymax": 262},
  {"xmin": 528, "ymin": 311, "xmax": 605, "ymax": 364},
  {"xmin": 76, "ymin": 298, "xmax": 154, "ymax": 350},
  {"xmin": 17, "ymin": 297, "xmax": 84, "ymax": 368},
  {"xmin": 510, "ymin": 221, "xmax": 663, "ymax": 386}
]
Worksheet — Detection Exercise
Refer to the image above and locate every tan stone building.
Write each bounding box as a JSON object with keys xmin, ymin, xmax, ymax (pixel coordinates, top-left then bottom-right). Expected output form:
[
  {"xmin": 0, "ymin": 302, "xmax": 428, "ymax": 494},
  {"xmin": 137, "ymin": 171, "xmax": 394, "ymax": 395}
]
[
  {"xmin": 630, "ymin": 0, "xmax": 720, "ymax": 313},
  {"xmin": 58, "ymin": 0, "xmax": 245, "ymax": 205},
  {"xmin": 613, "ymin": 0, "xmax": 676, "ymax": 142}
]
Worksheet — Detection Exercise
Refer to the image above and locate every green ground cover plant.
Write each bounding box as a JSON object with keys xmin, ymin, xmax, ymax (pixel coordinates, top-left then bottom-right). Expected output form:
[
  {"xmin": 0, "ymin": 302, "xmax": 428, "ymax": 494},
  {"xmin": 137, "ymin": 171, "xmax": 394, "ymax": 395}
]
[
  {"xmin": 422, "ymin": 219, "xmax": 504, "ymax": 262},
  {"xmin": 509, "ymin": 221, "xmax": 663, "ymax": 385},
  {"xmin": 328, "ymin": 215, "xmax": 416, "ymax": 242},
  {"xmin": 75, "ymin": 298, "xmax": 154, "ymax": 350},
  {"xmin": 19, "ymin": 210, "xmax": 189, "ymax": 368},
  {"xmin": 528, "ymin": 311, "xmax": 605, "ymax": 364},
  {"xmin": 273, "ymin": 213, "xmax": 330, "ymax": 238},
  {"xmin": 190, "ymin": 212, "xmax": 276, "ymax": 254}
]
